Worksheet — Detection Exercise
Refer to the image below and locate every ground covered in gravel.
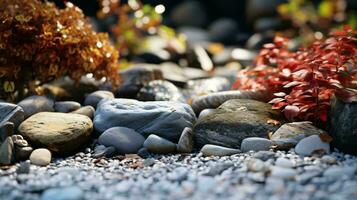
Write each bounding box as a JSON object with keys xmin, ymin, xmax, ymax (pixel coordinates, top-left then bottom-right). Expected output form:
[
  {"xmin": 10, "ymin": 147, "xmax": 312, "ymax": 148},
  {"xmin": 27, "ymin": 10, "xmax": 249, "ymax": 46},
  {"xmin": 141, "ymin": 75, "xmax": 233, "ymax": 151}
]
[{"xmin": 1, "ymin": 150, "xmax": 357, "ymax": 200}]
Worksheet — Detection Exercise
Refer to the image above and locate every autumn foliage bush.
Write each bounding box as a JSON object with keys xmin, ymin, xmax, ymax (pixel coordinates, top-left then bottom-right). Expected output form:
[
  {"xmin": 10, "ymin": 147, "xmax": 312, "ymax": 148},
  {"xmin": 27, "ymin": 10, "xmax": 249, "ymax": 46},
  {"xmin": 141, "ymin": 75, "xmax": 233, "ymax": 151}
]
[
  {"xmin": 233, "ymin": 26, "xmax": 357, "ymax": 125},
  {"xmin": 0, "ymin": 0, "xmax": 119, "ymax": 101}
]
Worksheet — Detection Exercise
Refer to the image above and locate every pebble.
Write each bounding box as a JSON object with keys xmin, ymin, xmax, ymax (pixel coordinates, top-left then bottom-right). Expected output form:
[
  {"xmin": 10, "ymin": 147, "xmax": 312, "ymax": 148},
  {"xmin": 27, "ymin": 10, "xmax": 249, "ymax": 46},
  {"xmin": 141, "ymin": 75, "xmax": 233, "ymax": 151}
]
[
  {"xmin": 92, "ymin": 146, "xmax": 117, "ymax": 158},
  {"xmin": 198, "ymin": 108, "xmax": 215, "ymax": 120},
  {"xmin": 0, "ymin": 137, "xmax": 14, "ymax": 165},
  {"xmin": 84, "ymin": 90, "xmax": 114, "ymax": 108},
  {"xmin": 321, "ymin": 155, "xmax": 337, "ymax": 165},
  {"xmin": 241, "ymin": 137, "xmax": 273, "ymax": 152},
  {"xmin": 41, "ymin": 186, "xmax": 84, "ymax": 200},
  {"xmin": 137, "ymin": 147, "xmax": 150, "ymax": 159},
  {"xmin": 246, "ymin": 158, "xmax": 268, "ymax": 172},
  {"xmin": 98, "ymin": 127, "xmax": 145, "ymax": 154},
  {"xmin": 177, "ymin": 127, "xmax": 193, "ymax": 153},
  {"xmin": 54, "ymin": 101, "xmax": 81, "ymax": 113},
  {"xmin": 137, "ymin": 80, "xmax": 185, "ymax": 102},
  {"xmin": 17, "ymin": 95, "xmax": 54, "ymax": 118},
  {"xmin": 30, "ymin": 148, "xmax": 51, "ymax": 166},
  {"xmin": 275, "ymin": 157, "xmax": 294, "ymax": 168},
  {"xmin": 295, "ymin": 135, "xmax": 330, "ymax": 156},
  {"xmin": 15, "ymin": 146, "xmax": 33, "ymax": 161},
  {"xmin": 270, "ymin": 166, "xmax": 297, "ymax": 180},
  {"xmin": 16, "ymin": 161, "xmax": 31, "ymax": 174},
  {"xmin": 71, "ymin": 106, "xmax": 95, "ymax": 119},
  {"xmin": 200, "ymin": 144, "xmax": 240, "ymax": 157},
  {"xmin": 143, "ymin": 158, "xmax": 156, "ymax": 167},
  {"xmin": 323, "ymin": 166, "xmax": 356, "ymax": 178},
  {"xmin": 143, "ymin": 134, "xmax": 176, "ymax": 154}
]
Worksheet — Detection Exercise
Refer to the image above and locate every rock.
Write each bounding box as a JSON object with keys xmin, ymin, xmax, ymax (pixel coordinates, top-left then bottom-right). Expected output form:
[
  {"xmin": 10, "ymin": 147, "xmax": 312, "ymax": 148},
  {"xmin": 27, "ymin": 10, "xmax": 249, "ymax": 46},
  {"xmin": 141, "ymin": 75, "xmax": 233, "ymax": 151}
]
[
  {"xmin": 177, "ymin": 127, "xmax": 194, "ymax": 153},
  {"xmin": 84, "ymin": 90, "xmax": 114, "ymax": 108},
  {"xmin": 178, "ymin": 27, "xmax": 209, "ymax": 44},
  {"xmin": 137, "ymin": 148, "xmax": 150, "ymax": 159},
  {"xmin": 271, "ymin": 121, "xmax": 325, "ymax": 150},
  {"xmin": 253, "ymin": 151, "xmax": 276, "ymax": 161},
  {"xmin": 241, "ymin": 137, "xmax": 273, "ymax": 152},
  {"xmin": 17, "ymin": 95, "xmax": 54, "ymax": 118},
  {"xmin": 246, "ymin": 33, "xmax": 274, "ymax": 50},
  {"xmin": 30, "ymin": 148, "xmax": 51, "ymax": 166},
  {"xmin": 15, "ymin": 146, "xmax": 33, "ymax": 161},
  {"xmin": 137, "ymin": 80, "xmax": 185, "ymax": 102},
  {"xmin": 254, "ymin": 17, "xmax": 285, "ymax": 32},
  {"xmin": 208, "ymin": 18, "xmax": 239, "ymax": 44},
  {"xmin": 0, "ymin": 102, "xmax": 24, "ymax": 128},
  {"xmin": 321, "ymin": 155, "xmax": 337, "ymax": 165},
  {"xmin": 294, "ymin": 135, "xmax": 330, "ymax": 156},
  {"xmin": 193, "ymin": 99, "xmax": 283, "ymax": 148},
  {"xmin": 200, "ymin": 144, "xmax": 240, "ymax": 157},
  {"xmin": 0, "ymin": 137, "xmax": 14, "ymax": 165},
  {"xmin": 198, "ymin": 109, "xmax": 216, "ymax": 120},
  {"xmin": 170, "ymin": 1, "xmax": 207, "ymax": 27},
  {"xmin": 41, "ymin": 186, "xmax": 84, "ymax": 200},
  {"xmin": 18, "ymin": 112, "xmax": 93, "ymax": 155},
  {"xmin": 270, "ymin": 166, "xmax": 297, "ymax": 180},
  {"xmin": 71, "ymin": 106, "xmax": 95, "ymax": 119},
  {"xmin": 0, "ymin": 122, "xmax": 14, "ymax": 142},
  {"xmin": 246, "ymin": 158, "xmax": 269, "ymax": 172},
  {"xmin": 94, "ymin": 99, "xmax": 196, "ymax": 142},
  {"xmin": 13, "ymin": 138, "xmax": 28, "ymax": 147},
  {"xmin": 143, "ymin": 134, "xmax": 177, "ymax": 154},
  {"xmin": 16, "ymin": 161, "xmax": 31, "ymax": 174},
  {"xmin": 92, "ymin": 146, "xmax": 117, "ymax": 158},
  {"xmin": 98, "ymin": 127, "xmax": 145, "ymax": 154},
  {"xmin": 275, "ymin": 157, "xmax": 294, "ymax": 168},
  {"xmin": 230, "ymin": 48, "xmax": 258, "ymax": 67},
  {"xmin": 245, "ymin": 0, "xmax": 284, "ymax": 23},
  {"xmin": 323, "ymin": 166, "xmax": 356, "ymax": 178},
  {"xmin": 133, "ymin": 52, "xmax": 166, "ymax": 64},
  {"xmin": 116, "ymin": 65, "xmax": 163, "ymax": 98},
  {"xmin": 143, "ymin": 158, "xmax": 156, "ymax": 167},
  {"xmin": 54, "ymin": 101, "xmax": 81, "ymax": 113},
  {"xmin": 191, "ymin": 90, "xmax": 270, "ymax": 114},
  {"xmin": 329, "ymin": 98, "xmax": 357, "ymax": 154},
  {"xmin": 185, "ymin": 77, "xmax": 231, "ymax": 97}
]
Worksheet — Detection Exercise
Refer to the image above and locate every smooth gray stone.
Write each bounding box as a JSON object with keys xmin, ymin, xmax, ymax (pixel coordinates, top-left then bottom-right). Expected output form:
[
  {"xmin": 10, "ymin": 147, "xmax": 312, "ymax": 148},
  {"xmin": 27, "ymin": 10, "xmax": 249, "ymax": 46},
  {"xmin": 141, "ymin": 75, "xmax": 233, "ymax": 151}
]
[
  {"xmin": 295, "ymin": 135, "xmax": 330, "ymax": 156},
  {"xmin": 84, "ymin": 90, "xmax": 114, "ymax": 108},
  {"xmin": 241, "ymin": 137, "xmax": 274, "ymax": 152},
  {"xmin": 137, "ymin": 147, "xmax": 150, "ymax": 159},
  {"xmin": 98, "ymin": 127, "xmax": 145, "ymax": 154},
  {"xmin": 41, "ymin": 186, "xmax": 84, "ymax": 200},
  {"xmin": 92, "ymin": 146, "xmax": 117, "ymax": 158},
  {"xmin": 0, "ymin": 102, "xmax": 24, "ymax": 128},
  {"xmin": 54, "ymin": 101, "xmax": 81, "ymax": 113},
  {"xmin": 0, "ymin": 137, "xmax": 14, "ymax": 165},
  {"xmin": 137, "ymin": 80, "xmax": 185, "ymax": 102},
  {"xmin": 198, "ymin": 109, "xmax": 216, "ymax": 120},
  {"xmin": 94, "ymin": 99, "xmax": 196, "ymax": 142},
  {"xmin": 0, "ymin": 122, "xmax": 14, "ymax": 143},
  {"xmin": 17, "ymin": 95, "xmax": 54, "ymax": 118},
  {"xmin": 143, "ymin": 134, "xmax": 177, "ymax": 154},
  {"xmin": 71, "ymin": 106, "xmax": 95, "ymax": 119},
  {"xmin": 200, "ymin": 144, "xmax": 240, "ymax": 157},
  {"xmin": 177, "ymin": 127, "xmax": 193, "ymax": 153}
]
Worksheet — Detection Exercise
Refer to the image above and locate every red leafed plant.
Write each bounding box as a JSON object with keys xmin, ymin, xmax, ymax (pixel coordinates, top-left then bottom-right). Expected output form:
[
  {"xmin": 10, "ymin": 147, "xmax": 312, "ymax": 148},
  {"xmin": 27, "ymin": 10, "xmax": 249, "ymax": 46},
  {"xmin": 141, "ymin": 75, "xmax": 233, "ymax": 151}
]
[{"xmin": 233, "ymin": 26, "xmax": 357, "ymax": 124}]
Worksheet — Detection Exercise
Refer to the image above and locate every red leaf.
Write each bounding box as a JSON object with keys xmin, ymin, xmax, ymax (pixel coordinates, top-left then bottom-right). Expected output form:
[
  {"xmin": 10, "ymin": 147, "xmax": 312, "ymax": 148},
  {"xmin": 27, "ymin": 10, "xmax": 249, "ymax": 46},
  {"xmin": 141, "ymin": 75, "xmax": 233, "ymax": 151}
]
[
  {"xmin": 283, "ymin": 81, "xmax": 302, "ymax": 88},
  {"xmin": 269, "ymin": 98, "xmax": 285, "ymax": 104},
  {"xmin": 273, "ymin": 92, "xmax": 286, "ymax": 97},
  {"xmin": 272, "ymin": 101, "xmax": 288, "ymax": 109}
]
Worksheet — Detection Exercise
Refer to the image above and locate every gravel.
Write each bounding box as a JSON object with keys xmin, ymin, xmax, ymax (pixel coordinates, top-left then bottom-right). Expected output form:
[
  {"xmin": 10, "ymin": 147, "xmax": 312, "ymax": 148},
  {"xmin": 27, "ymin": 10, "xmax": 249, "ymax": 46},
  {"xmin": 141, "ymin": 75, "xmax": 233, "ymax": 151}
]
[{"xmin": 1, "ymin": 150, "xmax": 357, "ymax": 200}]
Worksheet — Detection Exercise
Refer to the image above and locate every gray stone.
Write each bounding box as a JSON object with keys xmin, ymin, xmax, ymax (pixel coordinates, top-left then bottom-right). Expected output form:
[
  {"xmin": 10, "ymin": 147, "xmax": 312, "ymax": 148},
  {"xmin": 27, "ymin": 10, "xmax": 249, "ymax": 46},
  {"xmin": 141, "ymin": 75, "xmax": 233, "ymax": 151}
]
[
  {"xmin": 84, "ymin": 90, "xmax": 114, "ymax": 108},
  {"xmin": 209, "ymin": 18, "xmax": 239, "ymax": 43},
  {"xmin": 143, "ymin": 158, "xmax": 156, "ymax": 167},
  {"xmin": 271, "ymin": 121, "xmax": 325, "ymax": 149},
  {"xmin": 246, "ymin": 158, "xmax": 269, "ymax": 172},
  {"xmin": 177, "ymin": 127, "xmax": 193, "ymax": 153},
  {"xmin": 30, "ymin": 148, "xmax": 51, "ymax": 166},
  {"xmin": 137, "ymin": 147, "xmax": 150, "ymax": 158},
  {"xmin": 17, "ymin": 95, "xmax": 54, "ymax": 118},
  {"xmin": 200, "ymin": 144, "xmax": 240, "ymax": 157},
  {"xmin": 94, "ymin": 99, "xmax": 196, "ymax": 142},
  {"xmin": 295, "ymin": 135, "xmax": 330, "ymax": 156},
  {"xmin": 98, "ymin": 127, "xmax": 145, "ymax": 154},
  {"xmin": 137, "ymin": 80, "xmax": 185, "ymax": 102},
  {"xmin": 321, "ymin": 155, "xmax": 337, "ymax": 165},
  {"xmin": 198, "ymin": 109, "xmax": 215, "ymax": 120},
  {"xmin": 18, "ymin": 112, "xmax": 93, "ymax": 155},
  {"xmin": 270, "ymin": 166, "xmax": 297, "ymax": 180},
  {"xmin": 0, "ymin": 122, "xmax": 14, "ymax": 142},
  {"xmin": 143, "ymin": 134, "xmax": 176, "ymax": 154},
  {"xmin": 92, "ymin": 146, "xmax": 117, "ymax": 158},
  {"xmin": 170, "ymin": 1, "xmax": 207, "ymax": 27},
  {"xmin": 329, "ymin": 98, "xmax": 357, "ymax": 154},
  {"xmin": 54, "ymin": 101, "xmax": 81, "ymax": 113},
  {"xmin": 241, "ymin": 137, "xmax": 273, "ymax": 152},
  {"xmin": 275, "ymin": 157, "xmax": 294, "ymax": 168},
  {"xmin": 193, "ymin": 99, "xmax": 283, "ymax": 148},
  {"xmin": 0, "ymin": 102, "xmax": 24, "ymax": 128},
  {"xmin": 71, "ymin": 106, "xmax": 95, "ymax": 119},
  {"xmin": 16, "ymin": 161, "xmax": 31, "ymax": 174},
  {"xmin": 0, "ymin": 137, "xmax": 14, "ymax": 165},
  {"xmin": 41, "ymin": 186, "xmax": 84, "ymax": 200},
  {"xmin": 186, "ymin": 77, "xmax": 230, "ymax": 96},
  {"xmin": 15, "ymin": 146, "xmax": 33, "ymax": 161},
  {"xmin": 323, "ymin": 166, "xmax": 356, "ymax": 178}
]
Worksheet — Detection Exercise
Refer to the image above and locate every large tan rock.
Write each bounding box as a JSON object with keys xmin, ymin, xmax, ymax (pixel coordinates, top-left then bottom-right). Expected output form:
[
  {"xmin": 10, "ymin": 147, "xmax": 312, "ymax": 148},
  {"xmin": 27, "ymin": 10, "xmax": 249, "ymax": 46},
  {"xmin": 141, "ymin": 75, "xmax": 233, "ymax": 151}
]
[{"xmin": 18, "ymin": 112, "xmax": 93, "ymax": 155}]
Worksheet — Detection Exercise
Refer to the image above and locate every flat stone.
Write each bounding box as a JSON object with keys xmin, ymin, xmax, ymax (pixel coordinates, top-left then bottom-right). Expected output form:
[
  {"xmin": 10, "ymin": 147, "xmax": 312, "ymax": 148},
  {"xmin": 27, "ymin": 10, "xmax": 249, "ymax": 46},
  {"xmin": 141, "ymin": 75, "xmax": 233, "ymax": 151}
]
[
  {"xmin": 271, "ymin": 121, "xmax": 325, "ymax": 149},
  {"xmin": 194, "ymin": 99, "xmax": 283, "ymax": 148},
  {"xmin": 177, "ymin": 127, "xmax": 194, "ymax": 153},
  {"xmin": 0, "ymin": 122, "xmax": 14, "ymax": 142},
  {"xmin": 200, "ymin": 144, "xmax": 240, "ymax": 157},
  {"xmin": 94, "ymin": 99, "xmax": 196, "ymax": 142},
  {"xmin": 143, "ymin": 134, "xmax": 177, "ymax": 154},
  {"xmin": 41, "ymin": 186, "xmax": 84, "ymax": 200},
  {"xmin": 0, "ymin": 102, "xmax": 24, "ymax": 128},
  {"xmin": 98, "ymin": 127, "xmax": 145, "ymax": 154},
  {"xmin": 0, "ymin": 137, "xmax": 14, "ymax": 165},
  {"xmin": 54, "ymin": 101, "xmax": 81, "ymax": 113},
  {"xmin": 17, "ymin": 95, "xmax": 54, "ymax": 118},
  {"xmin": 295, "ymin": 135, "xmax": 330, "ymax": 156},
  {"xmin": 241, "ymin": 137, "xmax": 273, "ymax": 152},
  {"xmin": 71, "ymin": 106, "xmax": 95, "ymax": 119},
  {"xmin": 275, "ymin": 157, "xmax": 294, "ymax": 168},
  {"xmin": 18, "ymin": 112, "xmax": 93, "ymax": 155},
  {"xmin": 30, "ymin": 148, "xmax": 51, "ymax": 166},
  {"xmin": 84, "ymin": 90, "xmax": 114, "ymax": 108}
]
